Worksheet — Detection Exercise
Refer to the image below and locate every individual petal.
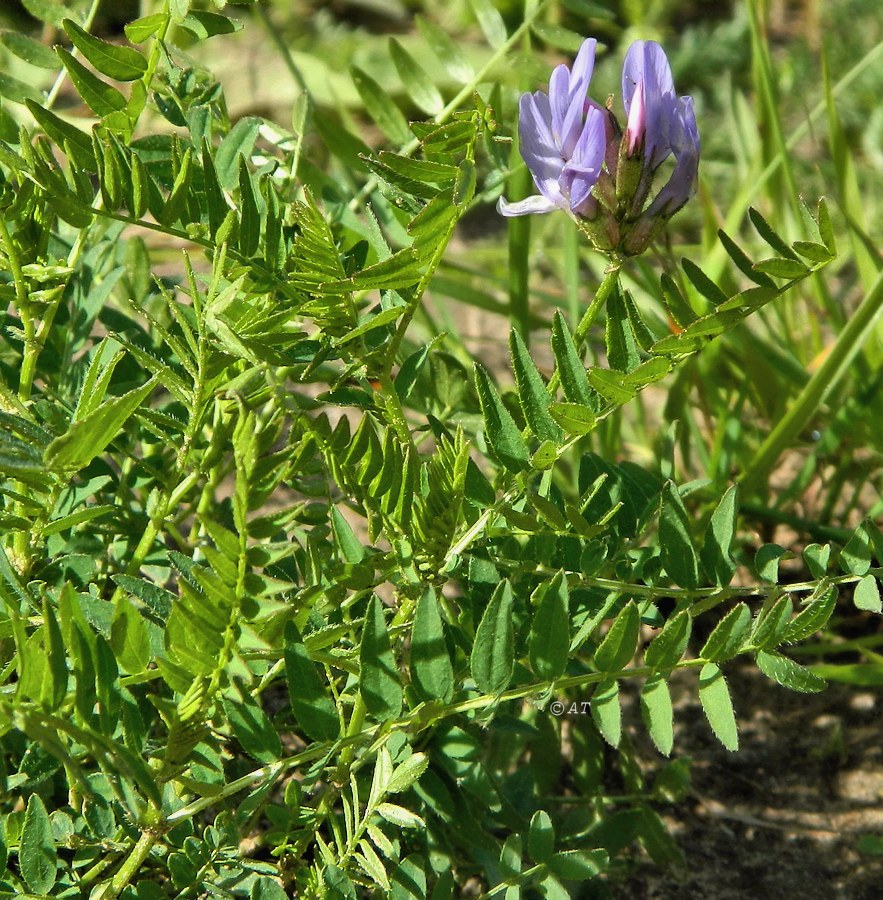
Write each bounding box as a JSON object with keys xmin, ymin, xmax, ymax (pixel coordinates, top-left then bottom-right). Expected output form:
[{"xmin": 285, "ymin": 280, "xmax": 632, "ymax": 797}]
[
  {"xmin": 568, "ymin": 38, "xmax": 597, "ymax": 98},
  {"xmin": 549, "ymin": 64, "xmax": 572, "ymax": 146},
  {"xmin": 623, "ymin": 40, "xmax": 676, "ymax": 168},
  {"xmin": 560, "ymin": 108, "xmax": 606, "ymax": 213},
  {"xmin": 646, "ymin": 100, "xmax": 700, "ymax": 218},
  {"xmin": 518, "ymin": 92, "xmax": 565, "ymax": 201},
  {"xmin": 558, "ymin": 92, "xmax": 586, "ymax": 158},
  {"xmin": 625, "ymin": 80, "xmax": 646, "ymax": 156},
  {"xmin": 497, "ymin": 194, "xmax": 560, "ymax": 216},
  {"xmin": 558, "ymin": 108, "xmax": 607, "ymax": 212},
  {"xmin": 570, "ymin": 106, "xmax": 607, "ymax": 170},
  {"xmin": 622, "ymin": 41, "xmax": 674, "ymax": 115},
  {"xmin": 670, "ymin": 96, "xmax": 700, "ymax": 157}
]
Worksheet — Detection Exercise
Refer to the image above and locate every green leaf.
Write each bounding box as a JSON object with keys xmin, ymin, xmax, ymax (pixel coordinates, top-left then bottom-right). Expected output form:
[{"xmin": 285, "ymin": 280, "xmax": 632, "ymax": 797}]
[
  {"xmin": 284, "ymin": 622, "xmax": 340, "ymax": 742},
  {"xmin": 586, "ymin": 367, "xmax": 635, "ymax": 404},
  {"xmin": 755, "ymin": 543, "xmax": 787, "ymax": 582},
  {"xmin": 605, "ymin": 286, "xmax": 640, "ymax": 372},
  {"xmin": 386, "ymin": 753, "xmax": 429, "ymax": 794},
  {"xmin": 644, "ymin": 610, "xmax": 691, "ymax": 670},
  {"xmin": 44, "ymin": 376, "xmax": 156, "ymax": 473},
  {"xmin": 63, "ymin": 19, "xmax": 147, "ymax": 81},
  {"xmin": 531, "ymin": 440, "xmax": 558, "ymax": 470},
  {"xmin": 125, "ymin": 13, "xmax": 169, "ymax": 43},
  {"xmin": 594, "ymin": 601, "xmax": 639, "ymax": 673},
  {"xmin": 528, "ymin": 810, "xmax": 555, "ymax": 864},
  {"xmin": 784, "ymin": 584, "xmax": 836, "ymax": 641},
  {"xmin": 510, "ymin": 328, "xmax": 561, "ymax": 442},
  {"xmin": 360, "ymin": 595, "xmax": 403, "ymax": 720},
  {"xmin": 548, "ymin": 401, "xmax": 596, "ymax": 436},
  {"xmin": 750, "ymin": 595, "xmax": 793, "ymax": 650},
  {"xmin": 841, "ymin": 521, "xmax": 873, "ymax": 576},
  {"xmin": 792, "ymin": 240, "xmax": 833, "ymax": 263},
  {"xmin": 590, "ymin": 679, "xmax": 621, "ymax": 747},
  {"xmin": 331, "ymin": 506, "xmax": 365, "ymax": 564},
  {"xmin": 803, "ymin": 543, "xmax": 830, "ymax": 579},
  {"xmin": 334, "ymin": 306, "xmax": 403, "ymax": 346},
  {"xmin": 410, "ymin": 587, "xmax": 454, "ymax": 704},
  {"xmin": 20, "ymin": 795, "xmax": 56, "ymax": 894},
  {"xmin": 700, "ymin": 485, "xmax": 738, "ymax": 586},
  {"xmin": 377, "ymin": 803, "xmax": 425, "ymax": 830},
  {"xmin": 551, "ymin": 310, "xmax": 594, "ymax": 407},
  {"xmin": 659, "ymin": 481, "xmax": 699, "ymax": 589},
  {"xmin": 659, "ymin": 273, "xmax": 697, "ymax": 329},
  {"xmin": 749, "ymin": 207, "xmax": 801, "ymax": 260},
  {"xmin": 817, "ymin": 197, "xmax": 835, "ymax": 253},
  {"xmin": 215, "ymin": 116, "xmax": 261, "ymax": 190},
  {"xmin": 469, "ymin": 0, "xmax": 507, "ymax": 47},
  {"xmin": 531, "ymin": 21, "xmax": 587, "ymax": 53},
  {"xmin": 415, "ymin": 15, "xmax": 473, "ymax": 82},
  {"xmin": 756, "ymin": 650, "xmax": 826, "ymax": 693},
  {"xmin": 42, "ymin": 597, "xmax": 67, "ymax": 711},
  {"xmin": 528, "ymin": 572, "xmax": 570, "ymax": 680},
  {"xmin": 160, "ymin": 145, "xmax": 193, "ymax": 225},
  {"xmin": 180, "ymin": 10, "xmax": 241, "ymax": 39},
  {"xmin": 854, "ymin": 574, "xmax": 882, "ymax": 613},
  {"xmin": 351, "ymin": 66, "xmax": 411, "ymax": 145},
  {"xmin": 237, "ymin": 158, "xmax": 261, "ymax": 257},
  {"xmin": 470, "ymin": 580, "xmax": 515, "ymax": 694},
  {"xmin": 0, "ymin": 71, "xmax": 43, "ymax": 104},
  {"xmin": 547, "ymin": 848, "xmax": 608, "ymax": 880},
  {"xmin": 717, "ymin": 229, "xmax": 776, "ymax": 288},
  {"xmin": 753, "ymin": 257, "xmax": 810, "ymax": 279},
  {"xmin": 56, "ymin": 47, "xmax": 127, "ymax": 117},
  {"xmin": 26, "ymin": 100, "xmax": 96, "ymax": 171},
  {"xmin": 389, "ymin": 39, "xmax": 443, "ymax": 116},
  {"xmin": 110, "ymin": 596, "xmax": 150, "ymax": 675},
  {"xmin": 641, "ymin": 674, "xmax": 674, "ymax": 756},
  {"xmin": 251, "ymin": 877, "xmax": 289, "ymax": 900},
  {"xmin": 0, "ymin": 31, "xmax": 58, "ymax": 68},
  {"xmin": 635, "ymin": 805, "xmax": 684, "ymax": 867},
  {"xmin": 698, "ymin": 663, "xmax": 738, "ymax": 751},
  {"xmin": 222, "ymin": 692, "xmax": 283, "ymax": 762},
  {"xmin": 201, "ymin": 138, "xmax": 228, "ymax": 237},
  {"xmin": 700, "ymin": 603, "xmax": 751, "ymax": 663},
  {"xmin": 474, "ymin": 363, "xmax": 529, "ymax": 472},
  {"xmin": 22, "ymin": 0, "xmax": 66, "ymax": 27},
  {"xmin": 681, "ymin": 258, "xmax": 727, "ymax": 305}
]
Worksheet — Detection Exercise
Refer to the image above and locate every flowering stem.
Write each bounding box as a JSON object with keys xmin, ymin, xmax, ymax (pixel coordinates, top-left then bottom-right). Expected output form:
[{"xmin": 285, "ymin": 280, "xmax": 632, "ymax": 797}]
[{"xmin": 740, "ymin": 267, "xmax": 883, "ymax": 493}]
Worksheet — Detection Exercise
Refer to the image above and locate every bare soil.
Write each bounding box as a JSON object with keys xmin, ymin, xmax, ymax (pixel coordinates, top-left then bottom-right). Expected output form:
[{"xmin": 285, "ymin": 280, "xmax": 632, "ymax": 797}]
[{"xmin": 623, "ymin": 665, "xmax": 883, "ymax": 899}]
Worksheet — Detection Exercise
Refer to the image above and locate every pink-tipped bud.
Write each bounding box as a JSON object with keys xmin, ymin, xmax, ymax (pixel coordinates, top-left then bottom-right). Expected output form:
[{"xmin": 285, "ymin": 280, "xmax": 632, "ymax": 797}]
[{"xmin": 625, "ymin": 81, "xmax": 646, "ymax": 156}]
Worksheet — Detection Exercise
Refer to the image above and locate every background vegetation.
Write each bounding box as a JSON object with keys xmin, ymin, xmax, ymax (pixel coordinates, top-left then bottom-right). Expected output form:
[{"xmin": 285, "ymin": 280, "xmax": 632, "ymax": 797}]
[{"xmin": 0, "ymin": 0, "xmax": 881, "ymax": 896}]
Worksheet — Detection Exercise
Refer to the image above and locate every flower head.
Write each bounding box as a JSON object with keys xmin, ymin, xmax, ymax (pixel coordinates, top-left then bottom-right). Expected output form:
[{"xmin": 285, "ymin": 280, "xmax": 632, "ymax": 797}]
[
  {"xmin": 497, "ymin": 39, "xmax": 607, "ymax": 219},
  {"xmin": 497, "ymin": 37, "xmax": 700, "ymax": 257}
]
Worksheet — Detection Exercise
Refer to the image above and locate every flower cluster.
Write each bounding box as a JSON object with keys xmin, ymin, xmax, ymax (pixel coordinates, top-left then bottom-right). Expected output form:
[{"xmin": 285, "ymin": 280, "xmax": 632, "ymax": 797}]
[{"xmin": 498, "ymin": 38, "xmax": 699, "ymax": 257}]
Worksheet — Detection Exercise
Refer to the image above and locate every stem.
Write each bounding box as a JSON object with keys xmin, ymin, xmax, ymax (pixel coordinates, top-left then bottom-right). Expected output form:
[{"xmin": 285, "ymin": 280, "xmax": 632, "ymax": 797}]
[
  {"xmin": 740, "ymin": 267, "xmax": 883, "ymax": 493},
  {"xmin": 104, "ymin": 828, "xmax": 159, "ymax": 898},
  {"xmin": 0, "ymin": 213, "xmax": 35, "ymax": 401},
  {"xmin": 377, "ymin": 372, "xmax": 413, "ymax": 448}
]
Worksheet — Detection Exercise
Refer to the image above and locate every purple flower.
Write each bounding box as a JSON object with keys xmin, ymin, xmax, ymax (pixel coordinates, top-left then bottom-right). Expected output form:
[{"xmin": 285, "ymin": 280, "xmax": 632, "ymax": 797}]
[
  {"xmin": 497, "ymin": 39, "xmax": 607, "ymax": 219},
  {"xmin": 622, "ymin": 40, "xmax": 679, "ymax": 169},
  {"xmin": 646, "ymin": 96, "xmax": 700, "ymax": 217},
  {"xmin": 498, "ymin": 37, "xmax": 700, "ymax": 257}
]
